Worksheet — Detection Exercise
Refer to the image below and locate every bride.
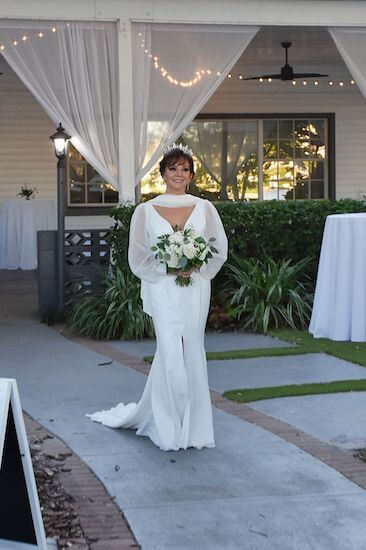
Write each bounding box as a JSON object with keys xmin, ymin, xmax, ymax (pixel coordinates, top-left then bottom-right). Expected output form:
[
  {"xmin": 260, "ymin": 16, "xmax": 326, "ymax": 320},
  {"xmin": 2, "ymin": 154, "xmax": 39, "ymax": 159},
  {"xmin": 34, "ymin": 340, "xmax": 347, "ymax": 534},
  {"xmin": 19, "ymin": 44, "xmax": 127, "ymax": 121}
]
[{"xmin": 87, "ymin": 144, "xmax": 228, "ymax": 451}]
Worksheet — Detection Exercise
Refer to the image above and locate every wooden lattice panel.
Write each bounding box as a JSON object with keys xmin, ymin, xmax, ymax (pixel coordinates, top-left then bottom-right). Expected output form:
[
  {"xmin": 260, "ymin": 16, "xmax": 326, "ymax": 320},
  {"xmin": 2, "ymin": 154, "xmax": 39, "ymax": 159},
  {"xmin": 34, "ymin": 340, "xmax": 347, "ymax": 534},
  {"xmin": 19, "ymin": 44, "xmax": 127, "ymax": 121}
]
[{"xmin": 64, "ymin": 230, "xmax": 110, "ymax": 305}]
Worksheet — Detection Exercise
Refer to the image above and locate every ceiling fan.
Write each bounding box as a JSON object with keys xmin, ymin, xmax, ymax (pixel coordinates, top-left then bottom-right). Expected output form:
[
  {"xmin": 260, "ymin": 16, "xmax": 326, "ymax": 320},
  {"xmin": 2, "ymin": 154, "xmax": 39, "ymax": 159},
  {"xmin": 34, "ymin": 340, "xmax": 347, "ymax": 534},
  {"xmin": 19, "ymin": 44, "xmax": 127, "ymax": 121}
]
[{"xmin": 243, "ymin": 41, "xmax": 328, "ymax": 81}]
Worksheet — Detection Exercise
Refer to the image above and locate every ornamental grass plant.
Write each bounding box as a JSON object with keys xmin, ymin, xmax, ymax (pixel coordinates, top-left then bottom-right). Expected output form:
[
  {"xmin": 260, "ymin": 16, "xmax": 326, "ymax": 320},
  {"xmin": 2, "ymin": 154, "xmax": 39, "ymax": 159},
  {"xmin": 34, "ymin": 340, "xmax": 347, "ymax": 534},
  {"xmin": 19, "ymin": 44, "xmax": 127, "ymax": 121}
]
[
  {"xmin": 68, "ymin": 267, "xmax": 154, "ymax": 340},
  {"xmin": 225, "ymin": 254, "xmax": 313, "ymax": 333}
]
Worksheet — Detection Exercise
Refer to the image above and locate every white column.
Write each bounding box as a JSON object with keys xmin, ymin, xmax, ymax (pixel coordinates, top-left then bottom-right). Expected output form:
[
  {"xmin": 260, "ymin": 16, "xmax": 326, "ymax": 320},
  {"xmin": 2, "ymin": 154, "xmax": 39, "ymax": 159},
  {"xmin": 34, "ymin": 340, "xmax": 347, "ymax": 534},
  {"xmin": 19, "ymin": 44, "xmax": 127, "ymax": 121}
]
[{"xmin": 117, "ymin": 18, "xmax": 136, "ymax": 204}]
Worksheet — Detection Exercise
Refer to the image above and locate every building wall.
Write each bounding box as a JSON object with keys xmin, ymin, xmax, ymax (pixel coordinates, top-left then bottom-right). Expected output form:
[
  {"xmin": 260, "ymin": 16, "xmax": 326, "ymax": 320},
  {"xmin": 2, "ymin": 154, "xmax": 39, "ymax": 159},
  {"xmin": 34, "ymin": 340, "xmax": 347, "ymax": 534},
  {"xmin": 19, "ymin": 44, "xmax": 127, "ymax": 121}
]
[{"xmin": 1, "ymin": 57, "xmax": 366, "ymax": 211}]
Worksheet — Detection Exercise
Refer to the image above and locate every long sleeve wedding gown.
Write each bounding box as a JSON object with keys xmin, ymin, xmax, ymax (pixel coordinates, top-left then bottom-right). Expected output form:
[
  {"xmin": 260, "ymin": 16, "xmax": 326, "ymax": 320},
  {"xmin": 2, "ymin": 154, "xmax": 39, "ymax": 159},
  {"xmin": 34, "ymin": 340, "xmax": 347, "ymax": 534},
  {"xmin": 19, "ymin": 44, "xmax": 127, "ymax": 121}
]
[{"xmin": 87, "ymin": 193, "xmax": 228, "ymax": 451}]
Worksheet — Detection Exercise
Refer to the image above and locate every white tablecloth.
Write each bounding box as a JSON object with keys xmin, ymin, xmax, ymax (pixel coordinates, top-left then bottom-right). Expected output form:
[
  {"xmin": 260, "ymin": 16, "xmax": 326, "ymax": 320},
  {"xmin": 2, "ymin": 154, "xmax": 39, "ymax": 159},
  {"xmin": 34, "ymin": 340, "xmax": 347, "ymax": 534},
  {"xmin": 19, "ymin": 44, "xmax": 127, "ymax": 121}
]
[
  {"xmin": 0, "ymin": 199, "xmax": 56, "ymax": 270},
  {"xmin": 309, "ymin": 212, "xmax": 366, "ymax": 342}
]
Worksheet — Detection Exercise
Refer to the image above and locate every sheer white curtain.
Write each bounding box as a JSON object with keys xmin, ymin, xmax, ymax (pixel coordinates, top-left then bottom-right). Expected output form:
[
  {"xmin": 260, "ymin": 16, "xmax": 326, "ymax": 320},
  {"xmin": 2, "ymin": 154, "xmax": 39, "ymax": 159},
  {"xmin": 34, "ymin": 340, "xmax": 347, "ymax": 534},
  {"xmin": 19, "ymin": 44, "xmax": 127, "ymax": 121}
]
[
  {"xmin": 133, "ymin": 23, "xmax": 259, "ymax": 184},
  {"xmin": 0, "ymin": 20, "xmax": 119, "ymax": 189},
  {"xmin": 183, "ymin": 120, "xmax": 257, "ymax": 200},
  {"xmin": 329, "ymin": 27, "xmax": 366, "ymax": 99}
]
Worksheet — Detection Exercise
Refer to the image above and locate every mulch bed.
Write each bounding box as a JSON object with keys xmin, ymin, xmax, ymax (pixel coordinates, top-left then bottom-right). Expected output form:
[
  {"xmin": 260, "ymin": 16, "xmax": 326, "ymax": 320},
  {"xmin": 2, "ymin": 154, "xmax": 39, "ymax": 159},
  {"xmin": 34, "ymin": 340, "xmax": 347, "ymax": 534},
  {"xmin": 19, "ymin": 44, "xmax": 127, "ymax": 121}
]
[
  {"xmin": 29, "ymin": 428, "xmax": 87, "ymax": 549},
  {"xmin": 26, "ymin": 414, "xmax": 139, "ymax": 549}
]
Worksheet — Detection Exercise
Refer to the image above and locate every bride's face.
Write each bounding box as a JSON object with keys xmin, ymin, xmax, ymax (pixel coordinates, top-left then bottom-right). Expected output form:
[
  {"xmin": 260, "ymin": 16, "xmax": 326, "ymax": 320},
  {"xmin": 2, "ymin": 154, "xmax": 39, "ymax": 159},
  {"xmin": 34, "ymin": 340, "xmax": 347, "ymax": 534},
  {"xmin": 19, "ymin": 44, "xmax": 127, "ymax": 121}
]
[{"xmin": 163, "ymin": 158, "xmax": 193, "ymax": 194}]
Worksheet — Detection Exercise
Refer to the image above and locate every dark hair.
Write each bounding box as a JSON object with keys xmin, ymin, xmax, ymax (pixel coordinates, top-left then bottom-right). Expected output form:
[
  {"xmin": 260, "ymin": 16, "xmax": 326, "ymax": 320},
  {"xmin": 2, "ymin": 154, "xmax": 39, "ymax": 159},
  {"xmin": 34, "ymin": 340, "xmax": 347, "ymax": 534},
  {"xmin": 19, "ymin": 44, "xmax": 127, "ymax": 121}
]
[{"xmin": 159, "ymin": 149, "xmax": 195, "ymax": 177}]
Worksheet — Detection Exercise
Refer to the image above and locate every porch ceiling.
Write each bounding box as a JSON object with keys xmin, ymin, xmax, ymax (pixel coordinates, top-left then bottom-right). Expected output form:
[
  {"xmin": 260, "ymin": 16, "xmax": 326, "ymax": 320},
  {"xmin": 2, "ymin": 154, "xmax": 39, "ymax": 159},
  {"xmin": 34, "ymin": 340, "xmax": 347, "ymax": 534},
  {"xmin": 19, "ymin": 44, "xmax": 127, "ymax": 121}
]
[{"xmin": 239, "ymin": 26, "xmax": 348, "ymax": 73}]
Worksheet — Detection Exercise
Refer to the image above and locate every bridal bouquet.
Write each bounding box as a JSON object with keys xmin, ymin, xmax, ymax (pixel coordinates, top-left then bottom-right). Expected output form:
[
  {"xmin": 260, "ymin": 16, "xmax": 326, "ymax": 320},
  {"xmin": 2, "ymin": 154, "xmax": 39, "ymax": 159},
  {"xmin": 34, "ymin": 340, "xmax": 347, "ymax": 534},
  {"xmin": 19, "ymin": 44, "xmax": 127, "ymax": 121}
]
[{"xmin": 151, "ymin": 226, "xmax": 218, "ymax": 287}]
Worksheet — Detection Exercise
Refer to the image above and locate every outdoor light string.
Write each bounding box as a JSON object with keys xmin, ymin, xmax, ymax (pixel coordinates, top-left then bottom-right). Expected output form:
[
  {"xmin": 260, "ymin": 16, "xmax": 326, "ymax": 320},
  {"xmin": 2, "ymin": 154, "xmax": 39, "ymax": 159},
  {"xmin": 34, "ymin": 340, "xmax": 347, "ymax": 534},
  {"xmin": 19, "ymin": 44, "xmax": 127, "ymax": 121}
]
[{"xmin": 0, "ymin": 27, "xmax": 357, "ymax": 89}]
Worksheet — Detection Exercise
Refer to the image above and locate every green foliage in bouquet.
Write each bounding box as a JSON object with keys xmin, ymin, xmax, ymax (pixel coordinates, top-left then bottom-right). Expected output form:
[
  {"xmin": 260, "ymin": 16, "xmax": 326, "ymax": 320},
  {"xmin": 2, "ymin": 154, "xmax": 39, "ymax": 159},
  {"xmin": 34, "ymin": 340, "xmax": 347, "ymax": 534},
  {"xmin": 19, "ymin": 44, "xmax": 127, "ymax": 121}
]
[
  {"xmin": 225, "ymin": 254, "xmax": 313, "ymax": 333},
  {"xmin": 68, "ymin": 267, "xmax": 154, "ymax": 340}
]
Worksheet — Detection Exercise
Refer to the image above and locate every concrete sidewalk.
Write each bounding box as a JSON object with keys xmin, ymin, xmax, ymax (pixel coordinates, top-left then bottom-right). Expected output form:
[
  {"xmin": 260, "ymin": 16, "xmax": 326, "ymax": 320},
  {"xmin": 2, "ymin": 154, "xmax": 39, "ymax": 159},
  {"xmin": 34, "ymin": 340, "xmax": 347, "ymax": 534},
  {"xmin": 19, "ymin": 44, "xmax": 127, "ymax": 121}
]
[{"xmin": 1, "ymin": 319, "xmax": 366, "ymax": 549}]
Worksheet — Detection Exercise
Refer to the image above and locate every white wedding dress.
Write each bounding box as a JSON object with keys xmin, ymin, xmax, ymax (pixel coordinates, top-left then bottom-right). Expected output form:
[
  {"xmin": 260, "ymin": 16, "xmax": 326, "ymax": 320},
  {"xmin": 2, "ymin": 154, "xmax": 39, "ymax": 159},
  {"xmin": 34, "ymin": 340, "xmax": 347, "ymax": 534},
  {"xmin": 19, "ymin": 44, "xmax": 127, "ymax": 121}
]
[{"xmin": 87, "ymin": 194, "xmax": 228, "ymax": 451}]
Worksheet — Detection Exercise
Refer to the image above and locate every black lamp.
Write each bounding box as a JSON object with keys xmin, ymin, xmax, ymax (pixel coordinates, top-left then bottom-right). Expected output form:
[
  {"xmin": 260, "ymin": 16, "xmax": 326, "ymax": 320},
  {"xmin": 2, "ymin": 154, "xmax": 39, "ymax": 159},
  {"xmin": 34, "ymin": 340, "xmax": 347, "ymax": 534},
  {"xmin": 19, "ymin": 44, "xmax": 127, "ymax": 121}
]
[{"xmin": 50, "ymin": 123, "xmax": 71, "ymax": 314}]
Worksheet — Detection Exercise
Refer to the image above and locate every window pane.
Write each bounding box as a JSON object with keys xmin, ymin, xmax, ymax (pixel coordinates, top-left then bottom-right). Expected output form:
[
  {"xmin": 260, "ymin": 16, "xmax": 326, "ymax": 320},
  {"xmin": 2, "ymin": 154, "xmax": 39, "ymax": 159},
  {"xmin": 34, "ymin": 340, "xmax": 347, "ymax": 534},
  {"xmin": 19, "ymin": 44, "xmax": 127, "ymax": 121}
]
[
  {"xmin": 309, "ymin": 161, "xmax": 324, "ymax": 180},
  {"xmin": 279, "ymin": 120, "xmax": 293, "ymax": 139},
  {"xmin": 70, "ymin": 183, "xmax": 86, "ymax": 204},
  {"xmin": 309, "ymin": 144, "xmax": 325, "ymax": 159},
  {"xmin": 309, "ymin": 120, "xmax": 325, "ymax": 141},
  {"xmin": 294, "ymin": 180, "xmax": 309, "ymax": 199},
  {"xmin": 295, "ymin": 120, "xmax": 309, "ymax": 137},
  {"xmin": 104, "ymin": 184, "xmax": 119, "ymax": 204},
  {"xmin": 263, "ymin": 179, "xmax": 279, "ymax": 200},
  {"xmin": 278, "ymin": 160, "xmax": 294, "ymax": 182},
  {"xmin": 311, "ymin": 180, "xmax": 324, "ymax": 198},
  {"xmin": 295, "ymin": 161, "xmax": 310, "ymax": 180},
  {"xmin": 87, "ymin": 183, "xmax": 103, "ymax": 204},
  {"xmin": 263, "ymin": 120, "xmax": 277, "ymax": 140},
  {"xmin": 69, "ymin": 163, "xmax": 85, "ymax": 182},
  {"xmin": 264, "ymin": 141, "xmax": 277, "ymax": 159},
  {"xmin": 68, "ymin": 145, "xmax": 83, "ymax": 162},
  {"xmin": 279, "ymin": 140, "xmax": 293, "ymax": 159}
]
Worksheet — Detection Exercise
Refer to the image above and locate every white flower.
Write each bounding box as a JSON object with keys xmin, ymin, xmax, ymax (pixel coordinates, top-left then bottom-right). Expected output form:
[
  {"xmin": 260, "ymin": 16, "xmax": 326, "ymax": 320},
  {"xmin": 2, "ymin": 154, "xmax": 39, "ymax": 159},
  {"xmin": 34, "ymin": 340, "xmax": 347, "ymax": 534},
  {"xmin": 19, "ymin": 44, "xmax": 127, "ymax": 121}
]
[
  {"xmin": 167, "ymin": 252, "xmax": 179, "ymax": 268},
  {"xmin": 182, "ymin": 243, "xmax": 196, "ymax": 259},
  {"xmin": 169, "ymin": 232, "xmax": 184, "ymax": 245}
]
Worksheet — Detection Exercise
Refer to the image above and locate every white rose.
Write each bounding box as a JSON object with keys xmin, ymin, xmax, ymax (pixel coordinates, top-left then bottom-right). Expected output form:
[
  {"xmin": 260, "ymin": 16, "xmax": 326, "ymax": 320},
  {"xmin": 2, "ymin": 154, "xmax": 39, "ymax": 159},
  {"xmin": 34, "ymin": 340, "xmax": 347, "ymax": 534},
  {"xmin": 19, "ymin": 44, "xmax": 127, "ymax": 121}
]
[
  {"xmin": 170, "ymin": 232, "xmax": 184, "ymax": 244},
  {"xmin": 182, "ymin": 243, "xmax": 196, "ymax": 259},
  {"xmin": 167, "ymin": 252, "xmax": 179, "ymax": 268}
]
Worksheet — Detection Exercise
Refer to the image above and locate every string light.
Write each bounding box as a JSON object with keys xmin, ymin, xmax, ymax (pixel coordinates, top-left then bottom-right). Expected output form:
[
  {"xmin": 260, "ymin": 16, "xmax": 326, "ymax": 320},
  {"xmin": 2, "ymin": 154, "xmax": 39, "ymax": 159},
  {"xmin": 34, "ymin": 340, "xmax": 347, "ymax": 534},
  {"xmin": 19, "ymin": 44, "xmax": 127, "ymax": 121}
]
[{"xmin": 0, "ymin": 28, "xmax": 358, "ymax": 93}]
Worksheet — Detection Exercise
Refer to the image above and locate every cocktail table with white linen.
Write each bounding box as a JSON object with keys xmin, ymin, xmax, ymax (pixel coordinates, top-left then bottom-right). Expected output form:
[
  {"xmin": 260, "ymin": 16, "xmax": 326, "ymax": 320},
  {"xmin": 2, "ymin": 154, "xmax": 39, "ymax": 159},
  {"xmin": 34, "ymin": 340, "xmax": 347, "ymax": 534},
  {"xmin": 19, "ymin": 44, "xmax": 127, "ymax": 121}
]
[
  {"xmin": 0, "ymin": 199, "xmax": 56, "ymax": 270},
  {"xmin": 309, "ymin": 212, "xmax": 366, "ymax": 342}
]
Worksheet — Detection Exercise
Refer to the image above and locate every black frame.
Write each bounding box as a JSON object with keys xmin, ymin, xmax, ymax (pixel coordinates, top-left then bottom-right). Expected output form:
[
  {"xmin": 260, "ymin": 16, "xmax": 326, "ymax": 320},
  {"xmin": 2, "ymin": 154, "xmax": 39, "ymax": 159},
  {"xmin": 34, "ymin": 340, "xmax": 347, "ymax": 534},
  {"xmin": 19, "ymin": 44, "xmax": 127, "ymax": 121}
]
[{"xmin": 195, "ymin": 112, "xmax": 336, "ymax": 200}]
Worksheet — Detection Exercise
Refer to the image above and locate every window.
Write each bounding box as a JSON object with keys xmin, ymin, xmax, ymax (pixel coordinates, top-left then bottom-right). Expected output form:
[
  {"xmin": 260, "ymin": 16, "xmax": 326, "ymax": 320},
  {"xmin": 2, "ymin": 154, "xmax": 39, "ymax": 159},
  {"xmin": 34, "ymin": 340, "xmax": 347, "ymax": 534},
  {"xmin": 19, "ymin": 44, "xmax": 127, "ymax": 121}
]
[
  {"xmin": 141, "ymin": 114, "xmax": 332, "ymax": 201},
  {"xmin": 262, "ymin": 118, "xmax": 327, "ymax": 200},
  {"xmin": 66, "ymin": 144, "xmax": 118, "ymax": 207}
]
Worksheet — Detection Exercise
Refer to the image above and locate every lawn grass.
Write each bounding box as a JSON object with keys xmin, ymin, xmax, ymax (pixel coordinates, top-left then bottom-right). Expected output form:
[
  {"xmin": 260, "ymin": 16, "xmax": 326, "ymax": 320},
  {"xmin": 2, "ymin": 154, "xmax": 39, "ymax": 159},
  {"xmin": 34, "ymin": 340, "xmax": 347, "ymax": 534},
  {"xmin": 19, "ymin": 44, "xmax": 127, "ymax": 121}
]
[
  {"xmin": 269, "ymin": 329, "xmax": 366, "ymax": 367},
  {"xmin": 223, "ymin": 379, "xmax": 366, "ymax": 403},
  {"xmin": 143, "ymin": 329, "xmax": 366, "ymax": 367}
]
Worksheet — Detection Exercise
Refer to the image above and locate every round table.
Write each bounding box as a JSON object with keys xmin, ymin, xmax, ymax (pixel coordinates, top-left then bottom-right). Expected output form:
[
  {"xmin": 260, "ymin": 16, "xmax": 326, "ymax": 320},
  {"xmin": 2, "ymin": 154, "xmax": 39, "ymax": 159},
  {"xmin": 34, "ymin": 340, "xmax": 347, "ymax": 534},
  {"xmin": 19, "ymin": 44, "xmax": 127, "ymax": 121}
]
[
  {"xmin": 0, "ymin": 199, "xmax": 56, "ymax": 270},
  {"xmin": 309, "ymin": 212, "xmax": 366, "ymax": 342}
]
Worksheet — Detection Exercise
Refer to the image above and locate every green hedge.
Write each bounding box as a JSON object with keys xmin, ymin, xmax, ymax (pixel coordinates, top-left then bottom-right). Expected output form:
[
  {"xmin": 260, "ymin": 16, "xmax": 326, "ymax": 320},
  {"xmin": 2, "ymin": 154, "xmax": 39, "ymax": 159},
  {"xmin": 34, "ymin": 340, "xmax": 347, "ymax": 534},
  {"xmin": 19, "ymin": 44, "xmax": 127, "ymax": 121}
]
[{"xmin": 109, "ymin": 199, "xmax": 366, "ymax": 284}]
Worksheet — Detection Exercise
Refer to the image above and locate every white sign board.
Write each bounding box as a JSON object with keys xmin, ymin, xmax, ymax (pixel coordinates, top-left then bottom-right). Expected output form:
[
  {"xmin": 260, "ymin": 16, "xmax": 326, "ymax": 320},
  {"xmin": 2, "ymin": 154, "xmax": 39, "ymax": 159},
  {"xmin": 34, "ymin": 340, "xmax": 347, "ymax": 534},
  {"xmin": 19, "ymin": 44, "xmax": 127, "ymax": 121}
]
[{"xmin": 0, "ymin": 378, "xmax": 47, "ymax": 550}]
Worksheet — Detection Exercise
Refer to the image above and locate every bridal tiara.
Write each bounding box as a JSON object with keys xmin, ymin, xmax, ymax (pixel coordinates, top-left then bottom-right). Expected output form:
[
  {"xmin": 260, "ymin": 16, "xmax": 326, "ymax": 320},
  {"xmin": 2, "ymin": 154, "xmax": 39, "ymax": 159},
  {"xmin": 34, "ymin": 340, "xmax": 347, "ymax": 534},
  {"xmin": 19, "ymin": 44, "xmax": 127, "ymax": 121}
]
[{"xmin": 163, "ymin": 142, "xmax": 193, "ymax": 157}]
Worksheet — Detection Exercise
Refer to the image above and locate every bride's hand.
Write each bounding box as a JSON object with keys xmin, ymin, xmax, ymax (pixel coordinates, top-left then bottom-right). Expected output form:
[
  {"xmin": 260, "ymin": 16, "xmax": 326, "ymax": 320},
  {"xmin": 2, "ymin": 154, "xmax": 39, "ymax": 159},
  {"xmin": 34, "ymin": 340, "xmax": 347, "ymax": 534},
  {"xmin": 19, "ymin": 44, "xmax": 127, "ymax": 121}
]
[{"xmin": 178, "ymin": 266, "xmax": 199, "ymax": 277}]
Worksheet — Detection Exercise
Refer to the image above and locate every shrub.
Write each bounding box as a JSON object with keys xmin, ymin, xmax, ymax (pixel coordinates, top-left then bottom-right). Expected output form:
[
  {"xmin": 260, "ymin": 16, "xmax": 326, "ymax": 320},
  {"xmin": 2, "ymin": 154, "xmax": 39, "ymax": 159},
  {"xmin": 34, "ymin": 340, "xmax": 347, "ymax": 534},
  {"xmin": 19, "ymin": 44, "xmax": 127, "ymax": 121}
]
[
  {"xmin": 225, "ymin": 255, "xmax": 314, "ymax": 333},
  {"xmin": 110, "ymin": 199, "xmax": 366, "ymax": 286},
  {"xmin": 68, "ymin": 267, "xmax": 154, "ymax": 340}
]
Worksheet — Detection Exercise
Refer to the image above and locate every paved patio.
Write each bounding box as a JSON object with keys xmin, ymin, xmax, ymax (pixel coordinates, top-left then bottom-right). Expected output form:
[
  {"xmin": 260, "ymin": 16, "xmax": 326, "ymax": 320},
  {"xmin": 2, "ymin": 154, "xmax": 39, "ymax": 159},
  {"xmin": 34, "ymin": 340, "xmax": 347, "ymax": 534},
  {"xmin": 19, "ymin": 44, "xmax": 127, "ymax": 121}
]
[{"xmin": 1, "ymin": 315, "xmax": 366, "ymax": 549}]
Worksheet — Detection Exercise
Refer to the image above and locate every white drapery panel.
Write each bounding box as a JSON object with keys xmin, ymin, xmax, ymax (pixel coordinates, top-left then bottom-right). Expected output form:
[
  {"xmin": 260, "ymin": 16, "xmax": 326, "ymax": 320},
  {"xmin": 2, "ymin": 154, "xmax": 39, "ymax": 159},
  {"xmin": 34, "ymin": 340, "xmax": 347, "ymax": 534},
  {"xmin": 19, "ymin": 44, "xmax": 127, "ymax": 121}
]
[
  {"xmin": 329, "ymin": 27, "xmax": 366, "ymax": 99},
  {"xmin": 133, "ymin": 23, "xmax": 259, "ymax": 184},
  {"xmin": 183, "ymin": 120, "xmax": 257, "ymax": 200},
  {"xmin": 0, "ymin": 20, "xmax": 119, "ymax": 189}
]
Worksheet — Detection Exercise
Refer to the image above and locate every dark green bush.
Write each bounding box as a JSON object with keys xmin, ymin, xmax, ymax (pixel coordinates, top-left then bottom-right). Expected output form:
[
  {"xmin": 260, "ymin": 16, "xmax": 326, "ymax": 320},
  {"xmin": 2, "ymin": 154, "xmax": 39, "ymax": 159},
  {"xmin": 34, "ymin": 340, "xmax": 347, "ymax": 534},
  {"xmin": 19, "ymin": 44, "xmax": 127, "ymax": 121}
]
[{"xmin": 110, "ymin": 199, "xmax": 366, "ymax": 284}]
